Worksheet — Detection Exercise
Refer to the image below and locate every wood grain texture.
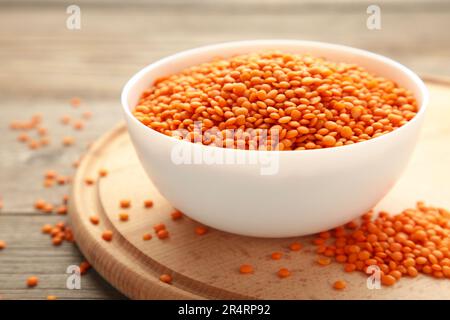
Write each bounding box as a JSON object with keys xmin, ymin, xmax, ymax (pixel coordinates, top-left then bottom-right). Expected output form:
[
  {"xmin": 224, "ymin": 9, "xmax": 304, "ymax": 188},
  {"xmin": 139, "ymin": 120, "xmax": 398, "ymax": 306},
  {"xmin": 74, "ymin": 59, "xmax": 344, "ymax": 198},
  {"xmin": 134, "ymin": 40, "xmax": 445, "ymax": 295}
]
[
  {"xmin": 0, "ymin": 0, "xmax": 449, "ymax": 299},
  {"xmin": 69, "ymin": 80, "xmax": 450, "ymax": 300}
]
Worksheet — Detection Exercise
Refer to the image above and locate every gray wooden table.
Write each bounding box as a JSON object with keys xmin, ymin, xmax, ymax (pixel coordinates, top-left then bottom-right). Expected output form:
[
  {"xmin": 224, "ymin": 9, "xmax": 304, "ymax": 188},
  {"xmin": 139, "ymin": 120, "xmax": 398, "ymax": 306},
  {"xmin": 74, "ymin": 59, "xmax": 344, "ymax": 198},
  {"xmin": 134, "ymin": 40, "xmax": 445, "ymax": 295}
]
[{"xmin": 1, "ymin": 0, "xmax": 449, "ymax": 300}]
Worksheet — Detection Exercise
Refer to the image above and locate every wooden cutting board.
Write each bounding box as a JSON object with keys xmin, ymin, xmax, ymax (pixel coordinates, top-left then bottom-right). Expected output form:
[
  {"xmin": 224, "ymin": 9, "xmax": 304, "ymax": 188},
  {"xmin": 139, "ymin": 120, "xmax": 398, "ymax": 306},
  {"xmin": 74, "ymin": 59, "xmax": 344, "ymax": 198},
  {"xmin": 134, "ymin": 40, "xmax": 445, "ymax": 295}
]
[{"xmin": 69, "ymin": 77, "xmax": 450, "ymax": 300}]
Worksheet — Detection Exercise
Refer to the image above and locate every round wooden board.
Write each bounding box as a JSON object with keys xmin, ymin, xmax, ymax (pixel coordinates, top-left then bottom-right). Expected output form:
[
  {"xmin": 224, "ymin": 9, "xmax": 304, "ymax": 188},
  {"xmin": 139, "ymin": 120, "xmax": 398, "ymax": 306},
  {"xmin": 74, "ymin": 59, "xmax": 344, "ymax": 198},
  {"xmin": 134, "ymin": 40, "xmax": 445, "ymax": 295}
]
[{"xmin": 69, "ymin": 78, "xmax": 450, "ymax": 300}]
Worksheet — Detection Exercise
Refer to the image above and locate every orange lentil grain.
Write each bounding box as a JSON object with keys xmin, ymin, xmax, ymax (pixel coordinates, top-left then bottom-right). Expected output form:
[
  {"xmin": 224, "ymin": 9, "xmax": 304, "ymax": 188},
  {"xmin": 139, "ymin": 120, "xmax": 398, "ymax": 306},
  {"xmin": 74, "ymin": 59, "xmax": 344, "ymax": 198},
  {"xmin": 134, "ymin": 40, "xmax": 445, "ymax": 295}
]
[
  {"xmin": 47, "ymin": 295, "xmax": 57, "ymax": 300},
  {"xmin": 89, "ymin": 215, "xmax": 100, "ymax": 225},
  {"xmin": 153, "ymin": 223, "xmax": 166, "ymax": 232},
  {"xmin": 70, "ymin": 97, "xmax": 81, "ymax": 108},
  {"xmin": 317, "ymin": 257, "xmax": 331, "ymax": 266},
  {"xmin": 171, "ymin": 210, "xmax": 183, "ymax": 220},
  {"xmin": 26, "ymin": 276, "xmax": 39, "ymax": 287},
  {"xmin": 82, "ymin": 111, "xmax": 93, "ymax": 119},
  {"xmin": 73, "ymin": 121, "xmax": 84, "ymax": 130},
  {"xmin": 157, "ymin": 229, "xmax": 169, "ymax": 239},
  {"xmin": 61, "ymin": 115, "xmax": 71, "ymax": 125},
  {"xmin": 98, "ymin": 168, "xmax": 108, "ymax": 177},
  {"xmin": 41, "ymin": 224, "xmax": 53, "ymax": 234},
  {"xmin": 159, "ymin": 274, "xmax": 172, "ymax": 284},
  {"xmin": 277, "ymin": 268, "xmax": 291, "ymax": 278},
  {"xmin": 142, "ymin": 233, "xmax": 152, "ymax": 241},
  {"xmin": 381, "ymin": 275, "xmax": 397, "ymax": 286},
  {"xmin": 239, "ymin": 264, "xmax": 253, "ymax": 274},
  {"xmin": 79, "ymin": 261, "xmax": 91, "ymax": 275},
  {"xmin": 34, "ymin": 199, "xmax": 46, "ymax": 210},
  {"xmin": 144, "ymin": 200, "xmax": 154, "ymax": 208},
  {"xmin": 0, "ymin": 240, "xmax": 6, "ymax": 250},
  {"xmin": 271, "ymin": 252, "xmax": 283, "ymax": 260},
  {"xmin": 119, "ymin": 212, "xmax": 129, "ymax": 221},
  {"xmin": 102, "ymin": 230, "xmax": 113, "ymax": 242},
  {"xmin": 289, "ymin": 242, "xmax": 302, "ymax": 251},
  {"xmin": 195, "ymin": 226, "xmax": 208, "ymax": 236},
  {"xmin": 120, "ymin": 199, "xmax": 131, "ymax": 208},
  {"xmin": 62, "ymin": 136, "xmax": 75, "ymax": 146},
  {"xmin": 52, "ymin": 237, "xmax": 63, "ymax": 246},
  {"xmin": 333, "ymin": 280, "xmax": 346, "ymax": 290}
]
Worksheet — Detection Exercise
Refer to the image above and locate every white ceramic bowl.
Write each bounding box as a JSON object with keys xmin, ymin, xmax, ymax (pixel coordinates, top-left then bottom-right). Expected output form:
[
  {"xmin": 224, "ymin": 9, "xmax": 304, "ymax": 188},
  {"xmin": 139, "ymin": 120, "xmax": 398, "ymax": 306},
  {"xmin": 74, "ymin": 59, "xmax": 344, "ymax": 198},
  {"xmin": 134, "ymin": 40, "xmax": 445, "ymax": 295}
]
[{"xmin": 121, "ymin": 40, "xmax": 428, "ymax": 238}]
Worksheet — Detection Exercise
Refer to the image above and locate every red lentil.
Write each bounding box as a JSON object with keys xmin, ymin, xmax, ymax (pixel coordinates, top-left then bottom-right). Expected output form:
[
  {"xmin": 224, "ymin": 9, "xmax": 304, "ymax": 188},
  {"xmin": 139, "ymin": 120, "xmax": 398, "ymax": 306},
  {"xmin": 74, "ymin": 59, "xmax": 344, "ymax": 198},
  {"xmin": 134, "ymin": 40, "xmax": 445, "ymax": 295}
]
[
  {"xmin": 56, "ymin": 205, "xmax": 67, "ymax": 215},
  {"xmin": 195, "ymin": 226, "xmax": 208, "ymax": 236},
  {"xmin": 119, "ymin": 212, "xmax": 129, "ymax": 221},
  {"xmin": 26, "ymin": 276, "xmax": 39, "ymax": 287},
  {"xmin": 277, "ymin": 268, "xmax": 291, "ymax": 278},
  {"xmin": 133, "ymin": 52, "xmax": 417, "ymax": 151},
  {"xmin": 61, "ymin": 115, "xmax": 71, "ymax": 125},
  {"xmin": 159, "ymin": 274, "xmax": 172, "ymax": 284},
  {"xmin": 47, "ymin": 295, "xmax": 57, "ymax": 300},
  {"xmin": 153, "ymin": 223, "xmax": 166, "ymax": 232},
  {"xmin": 239, "ymin": 264, "xmax": 254, "ymax": 274},
  {"xmin": 333, "ymin": 280, "xmax": 346, "ymax": 290},
  {"xmin": 317, "ymin": 257, "xmax": 331, "ymax": 266},
  {"xmin": 316, "ymin": 202, "xmax": 450, "ymax": 286},
  {"xmin": 82, "ymin": 111, "xmax": 93, "ymax": 119},
  {"xmin": 144, "ymin": 200, "xmax": 154, "ymax": 208},
  {"xmin": 79, "ymin": 261, "xmax": 91, "ymax": 275},
  {"xmin": 70, "ymin": 97, "xmax": 81, "ymax": 108},
  {"xmin": 120, "ymin": 199, "xmax": 131, "ymax": 208},
  {"xmin": 271, "ymin": 252, "xmax": 283, "ymax": 260},
  {"xmin": 171, "ymin": 210, "xmax": 183, "ymax": 220},
  {"xmin": 73, "ymin": 121, "xmax": 84, "ymax": 130},
  {"xmin": 142, "ymin": 233, "xmax": 152, "ymax": 241},
  {"xmin": 62, "ymin": 136, "xmax": 75, "ymax": 146},
  {"xmin": 157, "ymin": 229, "xmax": 169, "ymax": 239},
  {"xmin": 102, "ymin": 230, "xmax": 113, "ymax": 242},
  {"xmin": 89, "ymin": 215, "xmax": 100, "ymax": 225},
  {"xmin": 0, "ymin": 240, "xmax": 6, "ymax": 250},
  {"xmin": 41, "ymin": 224, "xmax": 53, "ymax": 234},
  {"xmin": 34, "ymin": 199, "xmax": 46, "ymax": 211},
  {"xmin": 289, "ymin": 242, "xmax": 302, "ymax": 251},
  {"xmin": 98, "ymin": 168, "xmax": 108, "ymax": 177}
]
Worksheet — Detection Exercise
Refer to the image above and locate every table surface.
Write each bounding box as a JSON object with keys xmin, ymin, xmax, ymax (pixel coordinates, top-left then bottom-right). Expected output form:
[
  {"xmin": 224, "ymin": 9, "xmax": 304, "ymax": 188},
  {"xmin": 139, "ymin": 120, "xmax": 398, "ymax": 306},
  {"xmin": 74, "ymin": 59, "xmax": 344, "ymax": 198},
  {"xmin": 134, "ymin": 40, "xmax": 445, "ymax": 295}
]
[{"xmin": 0, "ymin": 0, "xmax": 449, "ymax": 300}]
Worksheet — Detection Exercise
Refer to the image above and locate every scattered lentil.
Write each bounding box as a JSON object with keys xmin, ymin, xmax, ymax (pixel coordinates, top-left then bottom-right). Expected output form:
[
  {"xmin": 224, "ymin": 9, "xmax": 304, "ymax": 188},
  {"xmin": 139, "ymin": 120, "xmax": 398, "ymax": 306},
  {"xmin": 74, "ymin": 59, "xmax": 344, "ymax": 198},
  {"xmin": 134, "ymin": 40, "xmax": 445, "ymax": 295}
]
[
  {"xmin": 239, "ymin": 264, "xmax": 254, "ymax": 274},
  {"xmin": 195, "ymin": 226, "xmax": 208, "ymax": 236},
  {"xmin": 271, "ymin": 252, "xmax": 283, "ymax": 260},
  {"xmin": 333, "ymin": 280, "xmax": 346, "ymax": 290},
  {"xmin": 102, "ymin": 230, "xmax": 113, "ymax": 242},
  {"xmin": 89, "ymin": 215, "xmax": 100, "ymax": 225},
  {"xmin": 142, "ymin": 233, "xmax": 152, "ymax": 241},
  {"xmin": 144, "ymin": 200, "xmax": 154, "ymax": 208},
  {"xmin": 171, "ymin": 210, "xmax": 183, "ymax": 220},
  {"xmin": 26, "ymin": 276, "xmax": 39, "ymax": 287},
  {"xmin": 159, "ymin": 274, "xmax": 172, "ymax": 284},
  {"xmin": 277, "ymin": 268, "xmax": 291, "ymax": 278}
]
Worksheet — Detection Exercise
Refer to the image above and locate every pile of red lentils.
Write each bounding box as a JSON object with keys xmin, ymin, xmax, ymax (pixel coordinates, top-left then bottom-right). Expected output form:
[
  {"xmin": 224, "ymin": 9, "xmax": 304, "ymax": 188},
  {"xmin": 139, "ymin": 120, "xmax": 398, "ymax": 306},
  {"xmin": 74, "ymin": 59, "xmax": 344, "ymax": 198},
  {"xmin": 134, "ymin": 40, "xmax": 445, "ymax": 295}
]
[
  {"xmin": 133, "ymin": 51, "xmax": 417, "ymax": 150},
  {"xmin": 313, "ymin": 202, "xmax": 450, "ymax": 287}
]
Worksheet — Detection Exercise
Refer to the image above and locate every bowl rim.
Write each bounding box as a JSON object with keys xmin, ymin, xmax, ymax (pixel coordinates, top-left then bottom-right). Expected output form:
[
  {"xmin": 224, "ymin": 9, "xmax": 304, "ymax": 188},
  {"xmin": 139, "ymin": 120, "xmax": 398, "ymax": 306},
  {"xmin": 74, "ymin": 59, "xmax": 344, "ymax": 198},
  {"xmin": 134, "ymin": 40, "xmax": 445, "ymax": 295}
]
[{"xmin": 121, "ymin": 39, "xmax": 429, "ymax": 154}]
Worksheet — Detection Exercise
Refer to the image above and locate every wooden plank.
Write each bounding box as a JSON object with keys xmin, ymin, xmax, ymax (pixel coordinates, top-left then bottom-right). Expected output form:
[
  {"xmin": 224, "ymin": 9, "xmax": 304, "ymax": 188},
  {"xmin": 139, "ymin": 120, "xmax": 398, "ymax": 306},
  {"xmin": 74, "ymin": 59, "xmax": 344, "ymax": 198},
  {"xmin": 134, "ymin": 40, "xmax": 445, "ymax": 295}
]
[
  {"xmin": 0, "ymin": 215, "xmax": 124, "ymax": 299},
  {"xmin": 0, "ymin": 6, "xmax": 449, "ymax": 98}
]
